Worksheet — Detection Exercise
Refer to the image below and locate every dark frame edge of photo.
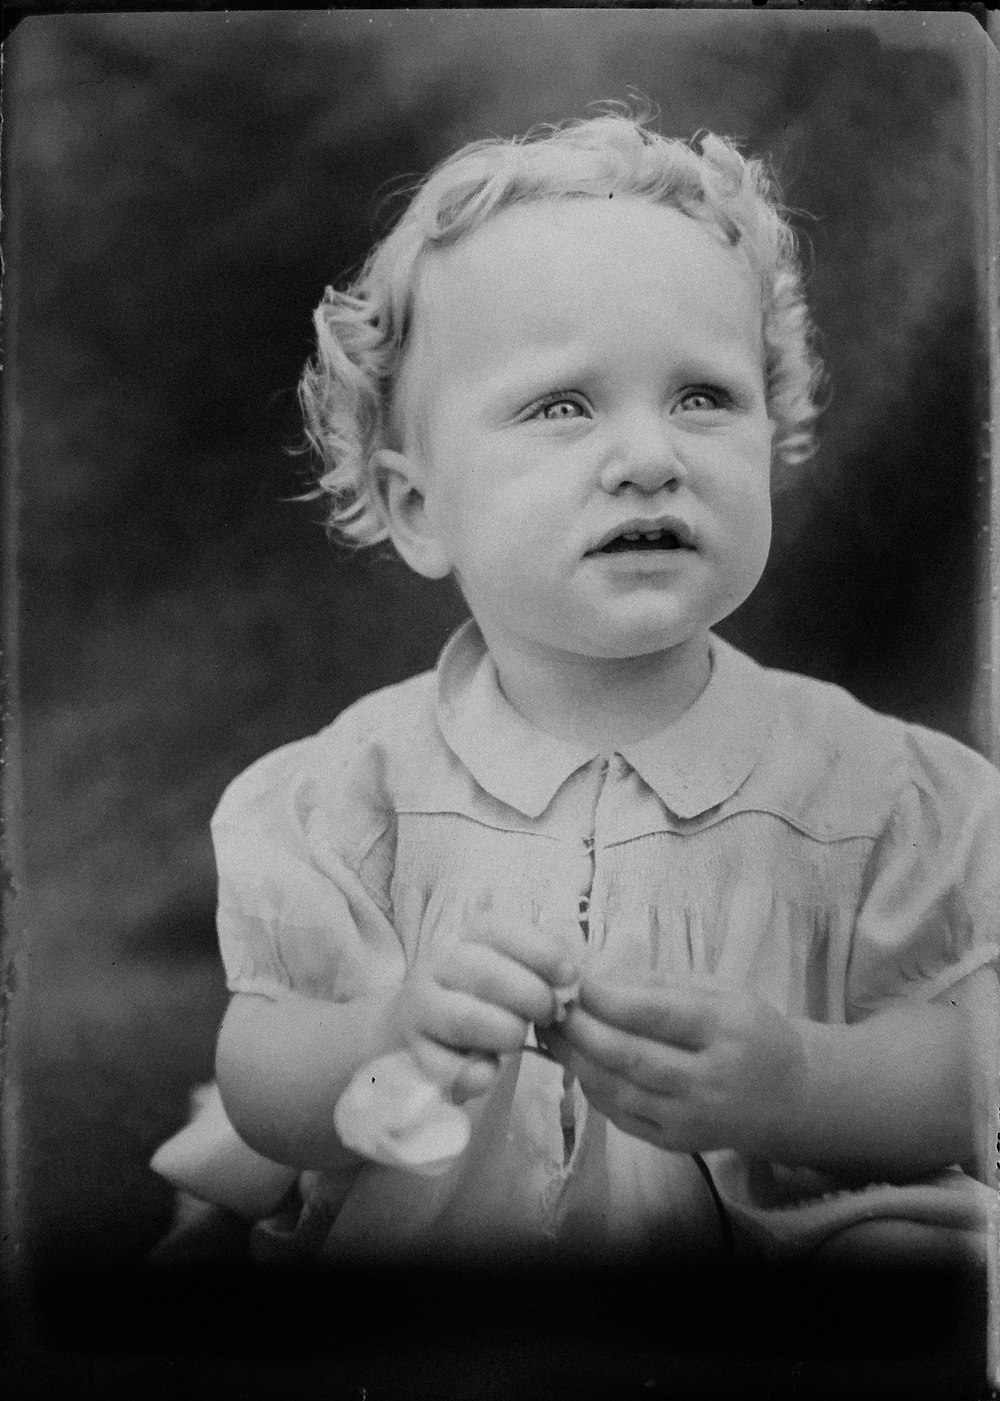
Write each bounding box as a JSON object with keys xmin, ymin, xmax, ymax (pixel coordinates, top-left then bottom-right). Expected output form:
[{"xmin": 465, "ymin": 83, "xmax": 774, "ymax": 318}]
[
  {"xmin": 980, "ymin": 20, "xmax": 1000, "ymax": 1395},
  {"xmin": 0, "ymin": 9, "xmax": 31, "ymax": 1357},
  {"xmin": 0, "ymin": 12, "xmax": 999, "ymax": 1400}
]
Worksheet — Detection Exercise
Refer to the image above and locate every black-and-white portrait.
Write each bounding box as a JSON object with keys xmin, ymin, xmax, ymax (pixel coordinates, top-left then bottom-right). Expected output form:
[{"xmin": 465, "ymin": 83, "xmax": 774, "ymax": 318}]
[{"xmin": 3, "ymin": 11, "xmax": 998, "ymax": 1399}]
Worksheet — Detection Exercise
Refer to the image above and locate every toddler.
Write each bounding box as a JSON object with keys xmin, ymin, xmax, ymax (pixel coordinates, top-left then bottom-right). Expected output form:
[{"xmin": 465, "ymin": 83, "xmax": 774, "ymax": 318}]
[{"xmin": 152, "ymin": 110, "xmax": 999, "ymax": 1267}]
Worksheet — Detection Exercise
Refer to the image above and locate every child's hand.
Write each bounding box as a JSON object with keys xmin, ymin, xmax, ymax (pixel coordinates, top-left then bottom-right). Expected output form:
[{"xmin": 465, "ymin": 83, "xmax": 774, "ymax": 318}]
[
  {"xmin": 544, "ymin": 974, "xmax": 807, "ymax": 1158},
  {"xmin": 383, "ymin": 916, "xmax": 579, "ymax": 1104}
]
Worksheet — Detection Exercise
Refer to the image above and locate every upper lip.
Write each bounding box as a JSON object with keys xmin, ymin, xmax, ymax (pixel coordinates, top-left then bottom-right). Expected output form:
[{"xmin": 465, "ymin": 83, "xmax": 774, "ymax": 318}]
[{"xmin": 587, "ymin": 514, "xmax": 697, "ymax": 553}]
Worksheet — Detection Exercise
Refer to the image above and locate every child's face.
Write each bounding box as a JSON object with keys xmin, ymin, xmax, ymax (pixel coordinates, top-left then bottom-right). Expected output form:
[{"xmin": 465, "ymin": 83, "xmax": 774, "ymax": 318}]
[{"xmin": 389, "ymin": 196, "xmax": 774, "ymax": 665}]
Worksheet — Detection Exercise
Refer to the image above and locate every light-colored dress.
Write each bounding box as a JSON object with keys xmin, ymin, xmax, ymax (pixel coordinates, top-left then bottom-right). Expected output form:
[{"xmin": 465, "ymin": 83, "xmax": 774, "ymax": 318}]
[{"xmin": 152, "ymin": 622, "xmax": 1000, "ymax": 1263}]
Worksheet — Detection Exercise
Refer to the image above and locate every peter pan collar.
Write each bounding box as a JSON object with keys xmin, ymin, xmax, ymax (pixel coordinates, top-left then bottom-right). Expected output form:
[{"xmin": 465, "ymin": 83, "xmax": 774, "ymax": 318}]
[{"xmin": 436, "ymin": 620, "xmax": 775, "ymax": 821}]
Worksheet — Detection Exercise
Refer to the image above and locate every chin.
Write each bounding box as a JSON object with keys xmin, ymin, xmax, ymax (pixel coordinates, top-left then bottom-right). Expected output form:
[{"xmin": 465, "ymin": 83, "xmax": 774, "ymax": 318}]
[
  {"xmin": 597, "ymin": 612, "xmax": 713, "ymax": 658},
  {"xmin": 573, "ymin": 626, "xmax": 706, "ymax": 662}
]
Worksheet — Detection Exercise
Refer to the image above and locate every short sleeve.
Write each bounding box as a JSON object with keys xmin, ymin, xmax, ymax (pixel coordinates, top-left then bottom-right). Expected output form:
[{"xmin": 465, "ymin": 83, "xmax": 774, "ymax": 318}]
[
  {"xmin": 846, "ymin": 727, "xmax": 1000, "ymax": 1020},
  {"xmin": 211, "ymin": 733, "xmax": 406, "ymax": 1003}
]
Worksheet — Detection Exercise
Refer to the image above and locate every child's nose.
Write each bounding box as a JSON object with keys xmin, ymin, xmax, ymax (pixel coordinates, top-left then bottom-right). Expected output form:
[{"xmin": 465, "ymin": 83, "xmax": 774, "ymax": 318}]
[{"xmin": 598, "ymin": 419, "xmax": 688, "ymax": 495}]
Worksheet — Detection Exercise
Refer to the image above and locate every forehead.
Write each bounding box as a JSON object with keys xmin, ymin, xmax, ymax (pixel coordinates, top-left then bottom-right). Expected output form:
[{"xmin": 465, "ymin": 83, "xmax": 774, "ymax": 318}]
[{"xmin": 411, "ymin": 196, "xmax": 762, "ymax": 382}]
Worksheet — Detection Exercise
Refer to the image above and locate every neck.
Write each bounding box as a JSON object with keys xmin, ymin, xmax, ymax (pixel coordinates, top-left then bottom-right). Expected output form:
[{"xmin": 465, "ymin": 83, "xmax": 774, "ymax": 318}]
[{"xmin": 481, "ymin": 629, "xmax": 712, "ymax": 752}]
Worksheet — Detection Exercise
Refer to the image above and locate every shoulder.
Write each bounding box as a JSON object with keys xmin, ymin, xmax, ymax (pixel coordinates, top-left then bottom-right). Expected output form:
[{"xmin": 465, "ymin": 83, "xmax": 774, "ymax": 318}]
[
  {"xmin": 314, "ymin": 668, "xmax": 441, "ymax": 768},
  {"xmin": 765, "ymin": 662, "xmax": 997, "ymax": 790},
  {"xmin": 212, "ymin": 669, "xmax": 442, "ymax": 854},
  {"xmin": 743, "ymin": 657, "xmax": 999, "ymax": 840}
]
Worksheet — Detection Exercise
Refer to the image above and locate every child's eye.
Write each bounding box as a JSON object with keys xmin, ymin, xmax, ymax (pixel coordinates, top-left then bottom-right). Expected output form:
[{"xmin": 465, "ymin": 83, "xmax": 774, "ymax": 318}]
[
  {"xmin": 677, "ymin": 388, "xmax": 726, "ymax": 412},
  {"xmin": 528, "ymin": 394, "xmax": 589, "ymax": 422}
]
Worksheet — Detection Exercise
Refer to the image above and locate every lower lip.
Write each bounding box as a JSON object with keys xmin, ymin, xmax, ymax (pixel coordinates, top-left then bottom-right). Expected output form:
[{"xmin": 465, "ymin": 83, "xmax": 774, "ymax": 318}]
[{"xmin": 586, "ymin": 548, "xmax": 695, "ymax": 573}]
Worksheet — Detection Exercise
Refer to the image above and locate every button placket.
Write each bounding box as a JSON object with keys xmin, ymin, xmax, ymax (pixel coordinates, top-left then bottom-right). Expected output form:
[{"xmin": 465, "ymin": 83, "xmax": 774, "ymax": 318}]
[
  {"xmin": 586, "ymin": 753, "xmax": 624, "ymax": 955},
  {"xmin": 547, "ymin": 757, "xmax": 609, "ymax": 1199}
]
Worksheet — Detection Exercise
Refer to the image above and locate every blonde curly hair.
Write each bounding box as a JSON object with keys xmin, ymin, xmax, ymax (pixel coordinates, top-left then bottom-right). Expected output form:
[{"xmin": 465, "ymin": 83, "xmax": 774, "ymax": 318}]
[{"xmin": 299, "ymin": 109, "xmax": 823, "ymax": 546}]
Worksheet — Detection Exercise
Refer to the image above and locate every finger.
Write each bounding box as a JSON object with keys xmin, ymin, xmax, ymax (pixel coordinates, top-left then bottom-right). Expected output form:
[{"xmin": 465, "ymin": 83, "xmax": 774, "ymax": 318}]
[
  {"xmin": 411, "ymin": 1043, "xmax": 501, "ymax": 1101},
  {"xmin": 567, "ymin": 1055, "xmax": 704, "ymax": 1152},
  {"xmin": 557, "ymin": 1040, "xmax": 709, "ymax": 1151},
  {"xmin": 411, "ymin": 1038, "xmax": 471, "ymax": 1090},
  {"xmin": 465, "ymin": 918, "xmax": 579, "ymax": 990},
  {"xmin": 578, "ymin": 975, "xmax": 714, "ymax": 1050},
  {"xmin": 451, "ymin": 1053, "xmax": 501, "ymax": 1104},
  {"xmin": 558, "ymin": 1006, "xmax": 696, "ymax": 1096},
  {"xmin": 424, "ymin": 989, "xmax": 529, "ymax": 1056},
  {"xmin": 594, "ymin": 1096, "xmax": 703, "ymax": 1154},
  {"xmin": 566, "ymin": 1051, "xmax": 675, "ymax": 1129},
  {"xmin": 436, "ymin": 943, "xmax": 559, "ymax": 1025}
]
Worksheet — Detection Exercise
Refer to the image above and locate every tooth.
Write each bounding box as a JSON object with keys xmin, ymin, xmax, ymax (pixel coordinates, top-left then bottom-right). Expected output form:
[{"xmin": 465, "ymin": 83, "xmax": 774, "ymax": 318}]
[
  {"xmin": 643, "ymin": 530, "xmax": 662, "ymax": 541},
  {"xmin": 623, "ymin": 532, "xmax": 641, "ymax": 541}
]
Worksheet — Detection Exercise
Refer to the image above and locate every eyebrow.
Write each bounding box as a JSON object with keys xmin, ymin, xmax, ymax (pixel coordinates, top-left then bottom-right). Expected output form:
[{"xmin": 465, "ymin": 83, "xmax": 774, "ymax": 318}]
[{"xmin": 482, "ymin": 352, "xmax": 595, "ymax": 409}]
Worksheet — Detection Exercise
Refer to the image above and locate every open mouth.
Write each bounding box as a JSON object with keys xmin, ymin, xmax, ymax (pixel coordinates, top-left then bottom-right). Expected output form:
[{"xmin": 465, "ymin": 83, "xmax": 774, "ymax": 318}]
[{"xmin": 594, "ymin": 527, "xmax": 694, "ymax": 554}]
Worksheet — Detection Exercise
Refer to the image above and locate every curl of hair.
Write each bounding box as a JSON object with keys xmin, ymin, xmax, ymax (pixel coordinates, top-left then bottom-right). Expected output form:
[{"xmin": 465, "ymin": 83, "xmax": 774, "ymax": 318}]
[{"xmin": 299, "ymin": 110, "xmax": 824, "ymax": 546}]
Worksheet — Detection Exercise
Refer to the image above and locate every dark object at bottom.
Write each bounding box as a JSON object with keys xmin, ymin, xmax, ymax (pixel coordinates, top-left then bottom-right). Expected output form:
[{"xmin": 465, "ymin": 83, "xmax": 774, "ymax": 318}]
[{"xmin": 6, "ymin": 1247, "xmax": 989, "ymax": 1401}]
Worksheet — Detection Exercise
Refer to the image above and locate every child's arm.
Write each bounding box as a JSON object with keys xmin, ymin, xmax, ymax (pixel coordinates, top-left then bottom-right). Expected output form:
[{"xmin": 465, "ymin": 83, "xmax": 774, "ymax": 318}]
[
  {"xmin": 547, "ymin": 972, "xmax": 979, "ymax": 1181},
  {"xmin": 784, "ymin": 984, "xmax": 980, "ymax": 1180},
  {"xmin": 217, "ymin": 917, "xmax": 578, "ymax": 1174}
]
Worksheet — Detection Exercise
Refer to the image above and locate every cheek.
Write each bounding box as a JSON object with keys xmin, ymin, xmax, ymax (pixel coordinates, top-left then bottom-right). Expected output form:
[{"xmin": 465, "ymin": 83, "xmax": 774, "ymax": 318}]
[
  {"xmin": 453, "ymin": 466, "xmax": 560, "ymax": 540},
  {"xmin": 731, "ymin": 432, "xmax": 773, "ymax": 515},
  {"xmin": 740, "ymin": 483, "xmax": 773, "ymax": 565},
  {"xmin": 715, "ymin": 451, "xmax": 772, "ymax": 578},
  {"xmin": 424, "ymin": 455, "xmax": 482, "ymax": 540},
  {"xmin": 749, "ymin": 476, "xmax": 773, "ymax": 539}
]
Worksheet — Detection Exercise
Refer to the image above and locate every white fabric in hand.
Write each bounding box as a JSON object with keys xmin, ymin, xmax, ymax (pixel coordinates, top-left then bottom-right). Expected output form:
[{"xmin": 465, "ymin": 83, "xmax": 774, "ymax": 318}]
[{"xmin": 334, "ymin": 1050, "xmax": 471, "ymax": 1176}]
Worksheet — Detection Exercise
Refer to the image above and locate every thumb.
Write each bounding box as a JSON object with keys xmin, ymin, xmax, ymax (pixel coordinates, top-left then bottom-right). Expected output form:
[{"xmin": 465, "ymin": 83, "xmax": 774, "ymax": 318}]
[{"xmin": 450, "ymin": 1052, "xmax": 501, "ymax": 1104}]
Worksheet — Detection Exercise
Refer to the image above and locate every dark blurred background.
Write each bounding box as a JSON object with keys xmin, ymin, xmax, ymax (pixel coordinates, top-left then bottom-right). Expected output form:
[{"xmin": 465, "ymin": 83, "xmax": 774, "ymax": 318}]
[{"xmin": 3, "ymin": 4, "xmax": 996, "ymax": 1356}]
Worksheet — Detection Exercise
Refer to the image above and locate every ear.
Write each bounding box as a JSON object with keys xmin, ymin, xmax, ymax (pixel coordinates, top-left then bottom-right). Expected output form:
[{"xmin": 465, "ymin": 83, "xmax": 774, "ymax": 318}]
[{"xmin": 372, "ymin": 448, "xmax": 451, "ymax": 580}]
